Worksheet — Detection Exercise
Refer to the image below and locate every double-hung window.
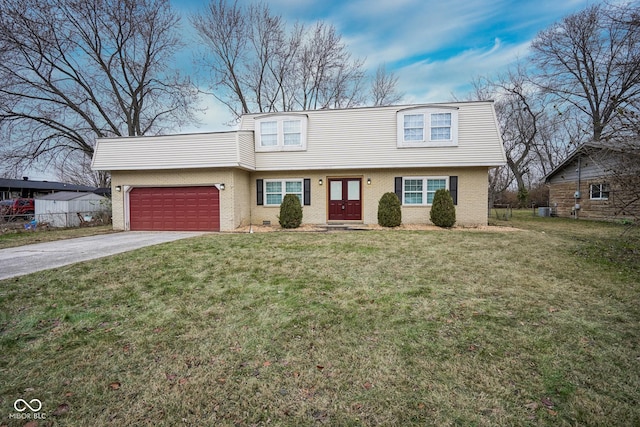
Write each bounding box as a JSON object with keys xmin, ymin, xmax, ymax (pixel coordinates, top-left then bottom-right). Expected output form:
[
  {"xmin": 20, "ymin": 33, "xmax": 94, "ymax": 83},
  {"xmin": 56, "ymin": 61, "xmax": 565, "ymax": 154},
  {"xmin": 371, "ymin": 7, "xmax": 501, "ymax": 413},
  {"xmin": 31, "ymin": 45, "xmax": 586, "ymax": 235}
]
[
  {"xmin": 397, "ymin": 107, "xmax": 458, "ymax": 147},
  {"xmin": 430, "ymin": 113, "xmax": 451, "ymax": 141},
  {"xmin": 264, "ymin": 179, "xmax": 303, "ymax": 206},
  {"xmin": 255, "ymin": 115, "xmax": 307, "ymax": 151},
  {"xmin": 283, "ymin": 120, "xmax": 301, "ymax": 146},
  {"xmin": 402, "ymin": 177, "xmax": 448, "ymax": 205},
  {"xmin": 590, "ymin": 183, "xmax": 610, "ymax": 200},
  {"xmin": 260, "ymin": 121, "xmax": 278, "ymax": 147},
  {"xmin": 403, "ymin": 114, "xmax": 424, "ymax": 142},
  {"xmin": 404, "ymin": 179, "xmax": 424, "ymax": 204}
]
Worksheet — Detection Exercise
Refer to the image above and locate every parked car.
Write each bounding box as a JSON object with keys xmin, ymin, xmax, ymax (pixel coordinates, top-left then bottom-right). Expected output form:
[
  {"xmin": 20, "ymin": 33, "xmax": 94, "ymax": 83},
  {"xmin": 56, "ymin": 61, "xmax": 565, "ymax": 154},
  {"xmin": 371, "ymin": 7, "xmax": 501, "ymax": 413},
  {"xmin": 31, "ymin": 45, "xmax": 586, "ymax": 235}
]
[{"xmin": 1, "ymin": 198, "xmax": 35, "ymax": 220}]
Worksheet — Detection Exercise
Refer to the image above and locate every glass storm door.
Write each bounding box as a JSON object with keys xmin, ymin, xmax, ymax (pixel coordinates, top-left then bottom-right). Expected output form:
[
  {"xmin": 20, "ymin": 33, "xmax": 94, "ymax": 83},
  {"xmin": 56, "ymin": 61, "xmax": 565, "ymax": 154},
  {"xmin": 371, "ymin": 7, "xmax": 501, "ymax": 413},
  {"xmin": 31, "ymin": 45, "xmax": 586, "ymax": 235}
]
[{"xmin": 328, "ymin": 178, "xmax": 362, "ymax": 221}]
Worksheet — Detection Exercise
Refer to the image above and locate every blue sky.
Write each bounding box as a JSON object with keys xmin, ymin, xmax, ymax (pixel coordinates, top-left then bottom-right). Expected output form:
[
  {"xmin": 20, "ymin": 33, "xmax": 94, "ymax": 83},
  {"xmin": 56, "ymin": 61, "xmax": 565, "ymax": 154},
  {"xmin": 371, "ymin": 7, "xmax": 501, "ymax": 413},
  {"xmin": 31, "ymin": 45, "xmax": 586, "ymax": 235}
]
[
  {"xmin": 22, "ymin": 0, "xmax": 605, "ymax": 181},
  {"xmin": 26, "ymin": 0, "xmax": 600, "ymax": 181},
  {"xmin": 175, "ymin": 0, "xmax": 596, "ymax": 132}
]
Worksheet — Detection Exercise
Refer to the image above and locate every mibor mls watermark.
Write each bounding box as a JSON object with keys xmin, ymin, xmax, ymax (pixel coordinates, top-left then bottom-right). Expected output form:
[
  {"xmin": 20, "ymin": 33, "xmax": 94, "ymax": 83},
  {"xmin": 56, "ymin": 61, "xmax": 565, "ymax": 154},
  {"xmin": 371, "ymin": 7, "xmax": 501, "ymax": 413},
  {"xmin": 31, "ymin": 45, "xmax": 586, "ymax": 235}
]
[{"xmin": 9, "ymin": 398, "xmax": 46, "ymax": 420}]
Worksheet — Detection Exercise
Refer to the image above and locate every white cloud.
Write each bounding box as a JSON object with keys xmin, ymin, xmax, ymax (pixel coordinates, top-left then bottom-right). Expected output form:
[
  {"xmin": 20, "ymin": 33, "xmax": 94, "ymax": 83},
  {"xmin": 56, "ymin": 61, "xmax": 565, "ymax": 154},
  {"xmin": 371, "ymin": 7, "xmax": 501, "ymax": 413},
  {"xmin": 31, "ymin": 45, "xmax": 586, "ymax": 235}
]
[
  {"xmin": 182, "ymin": 93, "xmax": 237, "ymax": 133},
  {"xmin": 337, "ymin": 0, "xmax": 509, "ymax": 58},
  {"xmin": 175, "ymin": 0, "xmax": 589, "ymax": 106},
  {"xmin": 397, "ymin": 38, "xmax": 533, "ymax": 102}
]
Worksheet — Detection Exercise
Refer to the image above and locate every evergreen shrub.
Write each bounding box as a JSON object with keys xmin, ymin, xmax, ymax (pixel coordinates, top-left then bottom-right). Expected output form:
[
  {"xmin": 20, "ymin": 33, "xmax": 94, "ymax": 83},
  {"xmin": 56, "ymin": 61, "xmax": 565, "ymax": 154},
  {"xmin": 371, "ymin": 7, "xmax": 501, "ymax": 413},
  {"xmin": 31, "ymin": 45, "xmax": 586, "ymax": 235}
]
[
  {"xmin": 430, "ymin": 189, "xmax": 456, "ymax": 228},
  {"xmin": 378, "ymin": 192, "xmax": 402, "ymax": 227},
  {"xmin": 279, "ymin": 194, "xmax": 303, "ymax": 228}
]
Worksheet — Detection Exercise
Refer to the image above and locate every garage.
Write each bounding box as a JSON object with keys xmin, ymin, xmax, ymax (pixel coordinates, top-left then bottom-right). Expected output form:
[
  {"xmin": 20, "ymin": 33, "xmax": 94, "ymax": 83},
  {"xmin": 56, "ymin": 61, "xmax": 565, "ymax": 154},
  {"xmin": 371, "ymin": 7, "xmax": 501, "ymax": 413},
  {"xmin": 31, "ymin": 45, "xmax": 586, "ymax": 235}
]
[{"xmin": 129, "ymin": 186, "xmax": 220, "ymax": 231}]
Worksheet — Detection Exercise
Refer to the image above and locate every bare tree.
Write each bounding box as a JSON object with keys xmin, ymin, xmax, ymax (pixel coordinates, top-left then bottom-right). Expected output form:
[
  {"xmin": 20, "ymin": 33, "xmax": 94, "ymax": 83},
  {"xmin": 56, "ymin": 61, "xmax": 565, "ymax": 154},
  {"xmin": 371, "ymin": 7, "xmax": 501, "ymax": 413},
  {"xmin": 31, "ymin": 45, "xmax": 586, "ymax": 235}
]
[
  {"xmin": 0, "ymin": 0, "xmax": 199, "ymax": 186},
  {"xmin": 191, "ymin": 0, "xmax": 251, "ymax": 117},
  {"xmin": 55, "ymin": 152, "xmax": 110, "ymax": 188},
  {"xmin": 532, "ymin": 2, "xmax": 640, "ymax": 221},
  {"xmin": 371, "ymin": 63, "xmax": 404, "ymax": 106},
  {"xmin": 473, "ymin": 67, "xmax": 546, "ymax": 206},
  {"xmin": 531, "ymin": 2, "xmax": 640, "ymax": 142},
  {"xmin": 469, "ymin": 78, "xmax": 515, "ymax": 206},
  {"xmin": 473, "ymin": 58, "xmax": 588, "ymax": 206},
  {"xmin": 530, "ymin": 106, "xmax": 578, "ymax": 178},
  {"xmin": 298, "ymin": 22, "xmax": 365, "ymax": 110},
  {"xmin": 192, "ymin": 0, "xmax": 366, "ymax": 118}
]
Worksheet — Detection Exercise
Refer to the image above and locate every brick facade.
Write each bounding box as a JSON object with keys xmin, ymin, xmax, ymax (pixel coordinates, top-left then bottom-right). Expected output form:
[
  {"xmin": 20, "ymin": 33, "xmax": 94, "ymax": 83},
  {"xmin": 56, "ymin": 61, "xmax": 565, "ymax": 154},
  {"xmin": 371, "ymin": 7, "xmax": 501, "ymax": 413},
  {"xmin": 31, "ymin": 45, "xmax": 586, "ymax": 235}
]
[
  {"xmin": 111, "ymin": 167, "xmax": 491, "ymax": 231},
  {"xmin": 549, "ymin": 181, "xmax": 613, "ymax": 220},
  {"xmin": 546, "ymin": 143, "xmax": 639, "ymax": 221},
  {"xmin": 111, "ymin": 169, "xmax": 241, "ymax": 231},
  {"xmin": 549, "ymin": 179, "xmax": 623, "ymax": 220}
]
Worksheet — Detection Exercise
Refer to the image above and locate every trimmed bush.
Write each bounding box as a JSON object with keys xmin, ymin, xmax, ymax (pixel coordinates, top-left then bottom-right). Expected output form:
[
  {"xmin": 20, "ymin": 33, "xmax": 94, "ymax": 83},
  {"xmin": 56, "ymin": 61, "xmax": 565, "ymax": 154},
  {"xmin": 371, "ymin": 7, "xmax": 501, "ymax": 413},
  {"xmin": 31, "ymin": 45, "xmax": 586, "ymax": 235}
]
[
  {"xmin": 279, "ymin": 194, "xmax": 303, "ymax": 228},
  {"xmin": 378, "ymin": 192, "xmax": 402, "ymax": 227},
  {"xmin": 430, "ymin": 189, "xmax": 456, "ymax": 228}
]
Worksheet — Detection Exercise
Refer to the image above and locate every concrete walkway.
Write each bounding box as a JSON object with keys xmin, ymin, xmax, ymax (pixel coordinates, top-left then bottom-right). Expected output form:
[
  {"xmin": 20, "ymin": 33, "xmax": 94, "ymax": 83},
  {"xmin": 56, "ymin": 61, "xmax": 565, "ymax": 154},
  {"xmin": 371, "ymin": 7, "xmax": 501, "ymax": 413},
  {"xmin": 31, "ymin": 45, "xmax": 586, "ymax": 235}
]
[{"xmin": 0, "ymin": 231, "xmax": 207, "ymax": 281}]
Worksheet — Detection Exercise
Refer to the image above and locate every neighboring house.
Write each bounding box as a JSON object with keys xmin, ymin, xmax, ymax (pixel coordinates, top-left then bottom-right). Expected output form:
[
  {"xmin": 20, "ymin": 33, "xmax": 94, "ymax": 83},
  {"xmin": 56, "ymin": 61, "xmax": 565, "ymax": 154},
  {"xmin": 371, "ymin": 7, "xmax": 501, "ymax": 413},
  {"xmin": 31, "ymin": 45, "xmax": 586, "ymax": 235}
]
[
  {"xmin": 0, "ymin": 177, "xmax": 97, "ymax": 200},
  {"xmin": 35, "ymin": 191, "xmax": 107, "ymax": 228},
  {"xmin": 91, "ymin": 102, "xmax": 506, "ymax": 231},
  {"xmin": 544, "ymin": 141, "xmax": 640, "ymax": 220}
]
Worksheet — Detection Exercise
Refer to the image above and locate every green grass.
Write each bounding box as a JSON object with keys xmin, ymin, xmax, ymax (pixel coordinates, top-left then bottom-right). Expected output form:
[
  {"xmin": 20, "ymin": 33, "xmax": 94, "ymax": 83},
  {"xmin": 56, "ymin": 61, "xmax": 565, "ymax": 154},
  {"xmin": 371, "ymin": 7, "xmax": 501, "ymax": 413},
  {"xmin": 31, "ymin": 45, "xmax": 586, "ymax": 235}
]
[
  {"xmin": 0, "ymin": 225, "xmax": 115, "ymax": 249},
  {"xmin": 1, "ymin": 217, "xmax": 639, "ymax": 426}
]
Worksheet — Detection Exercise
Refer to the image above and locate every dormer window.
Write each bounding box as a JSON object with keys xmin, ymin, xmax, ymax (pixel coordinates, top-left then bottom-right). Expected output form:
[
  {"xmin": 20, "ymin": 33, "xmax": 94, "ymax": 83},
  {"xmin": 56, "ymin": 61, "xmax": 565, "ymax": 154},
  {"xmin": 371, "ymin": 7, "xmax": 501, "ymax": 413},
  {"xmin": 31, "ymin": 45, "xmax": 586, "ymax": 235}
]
[
  {"xmin": 403, "ymin": 114, "xmax": 424, "ymax": 141},
  {"xmin": 397, "ymin": 107, "xmax": 458, "ymax": 147},
  {"xmin": 255, "ymin": 115, "xmax": 307, "ymax": 151},
  {"xmin": 430, "ymin": 113, "xmax": 452, "ymax": 140},
  {"xmin": 283, "ymin": 120, "xmax": 301, "ymax": 146},
  {"xmin": 259, "ymin": 121, "xmax": 278, "ymax": 146}
]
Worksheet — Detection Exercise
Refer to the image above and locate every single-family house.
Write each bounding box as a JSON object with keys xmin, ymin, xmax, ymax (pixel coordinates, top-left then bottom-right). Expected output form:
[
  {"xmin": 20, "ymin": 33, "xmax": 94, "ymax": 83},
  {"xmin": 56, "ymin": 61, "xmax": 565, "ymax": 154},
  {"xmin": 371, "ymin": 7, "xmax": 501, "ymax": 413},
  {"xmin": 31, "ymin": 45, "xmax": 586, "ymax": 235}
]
[
  {"xmin": 0, "ymin": 177, "xmax": 97, "ymax": 200},
  {"xmin": 91, "ymin": 102, "xmax": 506, "ymax": 231},
  {"xmin": 544, "ymin": 140, "xmax": 640, "ymax": 220}
]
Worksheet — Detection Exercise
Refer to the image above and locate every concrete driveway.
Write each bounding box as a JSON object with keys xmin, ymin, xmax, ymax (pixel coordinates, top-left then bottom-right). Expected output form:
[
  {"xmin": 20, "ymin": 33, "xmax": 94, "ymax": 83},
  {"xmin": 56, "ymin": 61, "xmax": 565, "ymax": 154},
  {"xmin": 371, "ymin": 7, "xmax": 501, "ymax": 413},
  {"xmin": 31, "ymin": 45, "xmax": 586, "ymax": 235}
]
[{"xmin": 0, "ymin": 231, "xmax": 208, "ymax": 281}]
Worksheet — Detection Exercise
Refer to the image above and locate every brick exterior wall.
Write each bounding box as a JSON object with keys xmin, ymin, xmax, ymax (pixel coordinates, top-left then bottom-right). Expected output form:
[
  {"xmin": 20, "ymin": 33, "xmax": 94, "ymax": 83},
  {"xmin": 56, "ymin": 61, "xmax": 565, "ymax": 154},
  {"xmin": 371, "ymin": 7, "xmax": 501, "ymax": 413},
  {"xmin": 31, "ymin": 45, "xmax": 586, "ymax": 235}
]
[
  {"xmin": 111, "ymin": 169, "xmax": 240, "ymax": 231},
  {"xmin": 111, "ymin": 167, "xmax": 491, "ymax": 231},
  {"xmin": 550, "ymin": 179, "xmax": 615, "ymax": 220},
  {"xmin": 251, "ymin": 167, "xmax": 490, "ymax": 227}
]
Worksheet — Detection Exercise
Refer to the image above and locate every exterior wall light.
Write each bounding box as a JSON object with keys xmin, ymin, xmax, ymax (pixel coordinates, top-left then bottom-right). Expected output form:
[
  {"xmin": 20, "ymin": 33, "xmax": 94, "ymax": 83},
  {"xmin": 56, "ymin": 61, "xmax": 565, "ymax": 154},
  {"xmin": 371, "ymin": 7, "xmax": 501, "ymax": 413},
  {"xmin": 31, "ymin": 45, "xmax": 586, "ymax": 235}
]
[
  {"xmin": 220, "ymin": 183, "xmax": 225, "ymax": 190},
  {"xmin": 367, "ymin": 178, "xmax": 371, "ymax": 185},
  {"xmin": 115, "ymin": 186, "xmax": 122, "ymax": 192},
  {"xmin": 318, "ymin": 178, "xmax": 323, "ymax": 185}
]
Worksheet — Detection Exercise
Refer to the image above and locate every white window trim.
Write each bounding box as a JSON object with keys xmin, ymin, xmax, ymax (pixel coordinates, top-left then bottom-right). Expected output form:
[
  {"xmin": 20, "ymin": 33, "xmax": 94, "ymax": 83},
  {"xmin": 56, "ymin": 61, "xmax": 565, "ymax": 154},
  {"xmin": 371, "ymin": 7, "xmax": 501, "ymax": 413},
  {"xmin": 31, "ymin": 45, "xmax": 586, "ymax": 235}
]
[
  {"xmin": 590, "ymin": 183, "xmax": 610, "ymax": 200},
  {"xmin": 263, "ymin": 178, "xmax": 304, "ymax": 206},
  {"xmin": 397, "ymin": 107, "xmax": 459, "ymax": 148},
  {"xmin": 402, "ymin": 176, "xmax": 449, "ymax": 206},
  {"xmin": 255, "ymin": 115, "xmax": 308, "ymax": 152}
]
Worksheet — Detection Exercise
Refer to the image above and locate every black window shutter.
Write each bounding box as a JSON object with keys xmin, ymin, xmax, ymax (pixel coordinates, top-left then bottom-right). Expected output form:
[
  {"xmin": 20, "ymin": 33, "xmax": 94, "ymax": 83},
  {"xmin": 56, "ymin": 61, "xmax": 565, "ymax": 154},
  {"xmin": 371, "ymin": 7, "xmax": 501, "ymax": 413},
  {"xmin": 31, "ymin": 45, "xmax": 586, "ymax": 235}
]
[
  {"xmin": 449, "ymin": 176, "xmax": 458, "ymax": 205},
  {"xmin": 394, "ymin": 177, "xmax": 403, "ymax": 202},
  {"xmin": 256, "ymin": 179, "xmax": 264, "ymax": 205},
  {"xmin": 303, "ymin": 179, "xmax": 311, "ymax": 206}
]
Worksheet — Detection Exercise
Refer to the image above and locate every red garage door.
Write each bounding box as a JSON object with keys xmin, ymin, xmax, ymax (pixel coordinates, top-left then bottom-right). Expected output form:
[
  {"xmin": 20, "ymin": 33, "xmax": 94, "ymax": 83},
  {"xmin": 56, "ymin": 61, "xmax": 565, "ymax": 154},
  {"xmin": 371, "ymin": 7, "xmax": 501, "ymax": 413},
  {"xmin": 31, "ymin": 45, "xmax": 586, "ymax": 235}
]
[{"xmin": 129, "ymin": 187, "xmax": 220, "ymax": 231}]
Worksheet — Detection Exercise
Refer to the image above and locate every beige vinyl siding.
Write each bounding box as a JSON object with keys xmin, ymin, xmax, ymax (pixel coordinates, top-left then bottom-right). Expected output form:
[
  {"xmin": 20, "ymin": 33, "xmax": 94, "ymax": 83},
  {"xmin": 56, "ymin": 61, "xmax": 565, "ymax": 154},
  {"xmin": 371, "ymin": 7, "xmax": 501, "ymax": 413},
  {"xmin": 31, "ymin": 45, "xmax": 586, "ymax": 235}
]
[
  {"xmin": 93, "ymin": 102, "xmax": 505, "ymax": 173},
  {"xmin": 240, "ymin": 102, "xmax": 506, "ymax": 171},
  {"xmin": 92, "ymin": 132, "xmax": 246, "ymax": 171},
  {"xmin": 236, "ymin": 131, "xmax": 256, "ymax": 170}
]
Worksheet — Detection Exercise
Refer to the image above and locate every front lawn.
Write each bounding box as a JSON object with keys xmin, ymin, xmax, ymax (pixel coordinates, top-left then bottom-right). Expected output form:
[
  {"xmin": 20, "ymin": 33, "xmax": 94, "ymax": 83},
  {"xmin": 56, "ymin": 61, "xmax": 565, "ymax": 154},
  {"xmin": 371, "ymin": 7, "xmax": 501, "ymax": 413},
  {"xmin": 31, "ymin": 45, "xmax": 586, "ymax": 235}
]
[
  {"xmin": 0, "ymin": 225, "xmax": 114, "ymax": 250},
  {"xmin": 1, "ymin": 218, "xmax": 638, "ymax": 425}
]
